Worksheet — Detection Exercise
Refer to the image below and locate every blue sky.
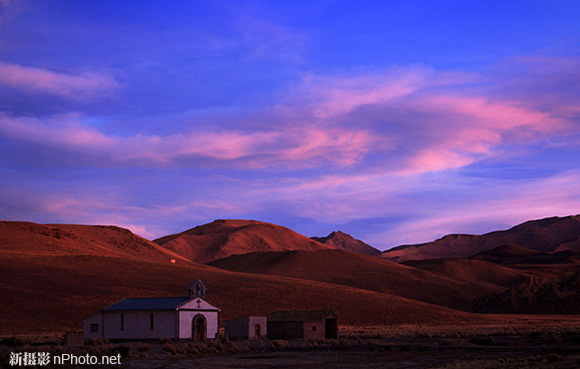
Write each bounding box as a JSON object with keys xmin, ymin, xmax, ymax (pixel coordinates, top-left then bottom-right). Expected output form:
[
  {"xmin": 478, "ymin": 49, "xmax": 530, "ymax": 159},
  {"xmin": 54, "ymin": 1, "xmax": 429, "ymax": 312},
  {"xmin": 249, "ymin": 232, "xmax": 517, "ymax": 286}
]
[{"xmin": 1, "ymin": 0, "xmax": 579, "ymax": 249}]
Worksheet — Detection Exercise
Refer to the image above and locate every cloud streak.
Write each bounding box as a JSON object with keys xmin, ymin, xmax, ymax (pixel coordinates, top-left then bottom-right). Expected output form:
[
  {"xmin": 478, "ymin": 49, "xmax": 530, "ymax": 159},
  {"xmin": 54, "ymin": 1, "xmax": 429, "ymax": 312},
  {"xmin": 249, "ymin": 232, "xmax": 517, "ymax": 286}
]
[
  {"xmin": 0, "ymin": 112, "xmax": 374, "ymax": 168},
  {"xmin": 277, "ymin": 65, "xmax": 571, "ymax": 175},
  {"xmin": 0, "ymin": 61, "xmax": 574, "ymax": 176},
  {"xmin": 0, "ymin": 61, "xmax": 118, "ymax": 99}
]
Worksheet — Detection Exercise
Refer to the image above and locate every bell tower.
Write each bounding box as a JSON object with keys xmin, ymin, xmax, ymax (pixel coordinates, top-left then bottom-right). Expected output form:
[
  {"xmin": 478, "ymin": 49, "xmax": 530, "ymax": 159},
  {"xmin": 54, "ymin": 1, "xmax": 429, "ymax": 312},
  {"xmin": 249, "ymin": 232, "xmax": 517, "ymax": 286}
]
[{"xmin": 188, "ymin": 279, "xmax": 206, "ymax": 299}]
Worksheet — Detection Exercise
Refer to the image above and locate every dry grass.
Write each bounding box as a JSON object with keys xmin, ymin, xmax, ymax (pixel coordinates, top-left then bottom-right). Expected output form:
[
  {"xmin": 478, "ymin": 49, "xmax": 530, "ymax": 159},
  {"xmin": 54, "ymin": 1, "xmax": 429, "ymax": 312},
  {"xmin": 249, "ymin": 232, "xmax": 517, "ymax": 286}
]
[
  {"xmin": 269, "ymin": 339, "xmax": 290, "ymax": 348},
  {"xmin": 339, "ymin": 315, "xmax": 580, "ymax": 339},
  {"xmin": 432, "ymin": 353, "xmax": 580, "ymax": 369}
]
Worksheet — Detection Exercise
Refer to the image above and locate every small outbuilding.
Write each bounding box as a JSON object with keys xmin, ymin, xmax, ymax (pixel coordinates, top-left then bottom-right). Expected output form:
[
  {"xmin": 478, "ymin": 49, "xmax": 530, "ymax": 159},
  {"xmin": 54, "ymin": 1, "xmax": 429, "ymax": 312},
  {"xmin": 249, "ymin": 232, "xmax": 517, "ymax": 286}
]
[
  {"xmin": 267, "ymin": 310, "xmax": 338, "ymax": 340},
  {"xmin": 225, "ymin": 316, "xmax": 267, "ymax": 341},
  {"xmin": 83, "ymin": 279, "xmax": 219, "ymax": 341}
]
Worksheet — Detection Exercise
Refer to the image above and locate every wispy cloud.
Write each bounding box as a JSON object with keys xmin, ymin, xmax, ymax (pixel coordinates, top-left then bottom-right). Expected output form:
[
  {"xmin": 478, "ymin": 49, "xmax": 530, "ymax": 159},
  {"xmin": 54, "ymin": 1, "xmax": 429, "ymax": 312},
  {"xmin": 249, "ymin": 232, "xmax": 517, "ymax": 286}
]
[
  {"xmin": 0, "ymin": 113, "xmax": 374, "ymax": 168},
  {"xmin": 0, "ymin": 61, "xmax": 573, "ymax": 175},
  {"xmin": 279, "ymin": 67, "xmax": 430, "ymax": 119},
  {"xmin": 279, "ymin": 64, "xmax": 572, "ymax": 175},
  {"xmin": 0, "ymin": 61, "xmax": 119, "ymax": 99}
]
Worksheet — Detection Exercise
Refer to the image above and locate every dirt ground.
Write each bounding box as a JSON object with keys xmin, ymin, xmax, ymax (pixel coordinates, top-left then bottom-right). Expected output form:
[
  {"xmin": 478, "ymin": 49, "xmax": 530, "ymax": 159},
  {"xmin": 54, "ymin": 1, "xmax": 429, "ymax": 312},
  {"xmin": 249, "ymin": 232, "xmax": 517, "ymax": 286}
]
[
  {"xmin": 127, "ymin": 349, "xmax": 580, "ymax": 369},
  {"xmin": 123, "ymin": 338, "xmax": 580, "ymax": 369},
  {"xmin": 3, "ymin": 320, "xmax": 580, "ymax": 369}
]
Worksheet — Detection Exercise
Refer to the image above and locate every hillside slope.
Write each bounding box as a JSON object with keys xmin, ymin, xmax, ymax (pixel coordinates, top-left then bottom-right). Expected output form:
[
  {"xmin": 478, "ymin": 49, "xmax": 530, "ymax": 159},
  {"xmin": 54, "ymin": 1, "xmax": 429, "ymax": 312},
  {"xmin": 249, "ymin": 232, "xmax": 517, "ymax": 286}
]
[
  {"xmin": 1, "ymin": 224, "xmax": 483, "ymax": 332},
  {"xmin": 382, "ymin": 215, "xmax": 580, "ymax": 262},
  {"xmin": 154, "ymin": 219, "xmax": 332, "ymax": 263},
  {"xmin": 209, "ymin": 249, "xmax": 508, "ymax": 310},
  {"xmin": 0, "ymin": 221, "xmax": 189, "ymax": 264},
  {"xmin": 311, "ymin": 231, "xmax": 381, "ymax": 255}
]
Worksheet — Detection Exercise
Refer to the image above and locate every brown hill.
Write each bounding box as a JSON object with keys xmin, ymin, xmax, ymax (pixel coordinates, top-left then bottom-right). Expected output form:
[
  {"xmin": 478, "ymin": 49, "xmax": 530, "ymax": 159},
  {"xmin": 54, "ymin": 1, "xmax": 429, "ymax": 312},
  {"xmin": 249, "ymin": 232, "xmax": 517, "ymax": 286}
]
[
  {"xmin": 470, "ymin": 273, "xmax": 580, "ymax": 314},
  {"xmin": 154, "ymin": 219, "xmax": 332, "ymax": 264},
  {"xmin": 470, "ymin": 245, "xmax": 580, "ymax": 272},
  {"xmin": 0, "ymin": 221, "xmax": 189, "ymax": 264},
  {"xmin": 402, "ymin": 258, "xmax": 529, "ymax": 289},
  {"xmin": 0, "ymin": 222, "xmax": 482, "ymax": 333},
  {"xmin": 470, "ymin": 244, "xmax": 542, "ymax": 261},
  {"xmin": 382, "ymin": 215, "xmax": 580, "ymax": 262},
  {"xmin": 462, "ymin": 245, "xmax": 580, "ymax": 314},
  {"xmin": 209, "ymin": 249, "xmax": 508, "ymax": 310},
  {"xmin": 311, "ymin": 231, "xmax": 381, "ymax": 255}
]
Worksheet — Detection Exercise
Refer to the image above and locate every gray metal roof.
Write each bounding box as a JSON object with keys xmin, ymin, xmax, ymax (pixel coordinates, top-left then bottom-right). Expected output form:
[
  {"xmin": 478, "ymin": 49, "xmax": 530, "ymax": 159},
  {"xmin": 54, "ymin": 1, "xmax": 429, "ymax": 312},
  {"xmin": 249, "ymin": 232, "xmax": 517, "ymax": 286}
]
[{"xmin": 102, "ymin": 297, "xmax": 189, "ymax": 312}]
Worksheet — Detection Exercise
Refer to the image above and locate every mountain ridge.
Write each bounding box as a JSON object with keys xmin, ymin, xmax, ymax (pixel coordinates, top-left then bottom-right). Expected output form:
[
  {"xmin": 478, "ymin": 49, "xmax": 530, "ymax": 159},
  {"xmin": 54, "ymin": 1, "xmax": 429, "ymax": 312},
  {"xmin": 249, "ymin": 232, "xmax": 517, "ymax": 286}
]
[
  {"xmin": 381, "ymin": 215, "xmax": 580, "ymax": 262},
  {"xmin": 311, "ymin": 230, "xmax": 381, "ymax": 255}
]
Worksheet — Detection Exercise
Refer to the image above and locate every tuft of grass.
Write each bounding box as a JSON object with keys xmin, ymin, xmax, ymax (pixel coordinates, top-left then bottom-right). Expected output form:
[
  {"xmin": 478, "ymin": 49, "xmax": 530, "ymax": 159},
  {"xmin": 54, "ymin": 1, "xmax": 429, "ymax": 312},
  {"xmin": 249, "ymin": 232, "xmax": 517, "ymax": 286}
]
[
  {"xmin": 158, "ymin": 336, "xmax": 173, "ymax": 344},
  {"xmin": 207, "ymin": 339, "xmax": 224, "ymax": 351},
  {"xmin": 162, "ymin": 343, "xmax": 177, "ymax": 355},
  {"xmin": 223, "ymin": 340, "xmax": 244, "ymax": 353},
  {"xmin": 269, "ymin": 339, "xmax": 290, "ymax": 348}
]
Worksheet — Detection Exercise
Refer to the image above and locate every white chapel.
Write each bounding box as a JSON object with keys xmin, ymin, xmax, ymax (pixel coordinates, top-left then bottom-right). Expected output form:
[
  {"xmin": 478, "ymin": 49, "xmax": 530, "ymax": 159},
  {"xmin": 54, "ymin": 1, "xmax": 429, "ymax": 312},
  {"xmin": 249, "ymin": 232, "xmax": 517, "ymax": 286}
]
[{"xmin": 83, "ymin": 280, "xmax": 219, "ymax": 341}]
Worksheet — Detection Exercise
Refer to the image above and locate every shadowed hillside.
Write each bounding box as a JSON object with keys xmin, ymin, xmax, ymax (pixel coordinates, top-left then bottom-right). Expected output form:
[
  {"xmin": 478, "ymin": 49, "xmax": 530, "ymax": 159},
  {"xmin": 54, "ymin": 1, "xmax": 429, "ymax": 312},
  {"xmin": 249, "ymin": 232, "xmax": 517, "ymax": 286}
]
[
  {"xmin": 402, "ymin": 258, "xmax": 529, "ymax": 289},
  {"xmin": 470, "ymin": 272, "xmax": 580, "ymax": 314},
  {"xmin": 209, "ymin": 249, "xmax": 509, "ymax": 310},
  {"xmin": 471, "ymin": 245, "xmax": 580, "ymax": 269},
  {"xmin": 404, "ymin": 246, "xmax": 580, "ymax": 314}
]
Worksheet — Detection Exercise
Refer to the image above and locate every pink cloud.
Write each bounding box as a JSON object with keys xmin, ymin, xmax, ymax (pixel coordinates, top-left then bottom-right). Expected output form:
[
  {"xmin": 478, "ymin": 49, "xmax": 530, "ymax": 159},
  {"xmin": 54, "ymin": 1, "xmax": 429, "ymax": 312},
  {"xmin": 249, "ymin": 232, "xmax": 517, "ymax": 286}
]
[
  {"xmin": 393, "ymin": 94, "xmax": 569, "ymax": 174},
  {"xmin": 417, "ymin": 95, "xmax": 562, "ymax": 131},
  {"xmin": 0, "ymin": 61, "xmax": 119, "ymax": 99},
  {"xmin": 273, "ymin": 65, "xmax": 571, "ymax": 175},
  {"xmin": 0, "ymin": 113, "xmax": 373, "ymax": 168},
  {"xmin": 279, "ymin": 128, "xmax": 375, "ymax": 166},
  {"xmin": 404, "ymin": 149, "xmax": 475, "ymax": 174},
  {"xmin": 312, "ymin": 76, "xmax": 568, "ymax": 174},
  {"xmin": 2, "ymin": 62, "xmax": 575, "ymax": 176},
  {"xmin": 283, "ymin": 67, "xmax": 429, "ymax": 119}
]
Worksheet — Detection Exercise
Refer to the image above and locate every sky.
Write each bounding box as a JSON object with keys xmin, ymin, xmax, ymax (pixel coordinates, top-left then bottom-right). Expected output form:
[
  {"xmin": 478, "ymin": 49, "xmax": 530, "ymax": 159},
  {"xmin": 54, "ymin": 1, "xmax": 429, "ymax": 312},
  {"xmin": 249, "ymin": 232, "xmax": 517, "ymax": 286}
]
[{"xmin": 0, "ymin": 0, "xmax": 579, "ymax": 250}]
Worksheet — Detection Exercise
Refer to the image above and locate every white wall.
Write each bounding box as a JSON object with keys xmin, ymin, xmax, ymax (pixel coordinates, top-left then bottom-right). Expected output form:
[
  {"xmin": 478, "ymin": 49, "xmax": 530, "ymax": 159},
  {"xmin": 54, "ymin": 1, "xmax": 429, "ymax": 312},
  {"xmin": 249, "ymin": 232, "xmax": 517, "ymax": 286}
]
[
  {"xmin": 179, "ymin": 298, "xmax": 219, "ymax": 310},
  {"xmin": 178, "ymin": 310, "xmax": 219, "ymax": 339},
  {"xmin": 83, "ymin": 313, "xmax": 103, "ymax": 339},
  {"xmin": 102, "ymin": 311, "xmax": 177, "ymax": 339},
  {"xmin": 248, "ymin": 316, "xmax": 267, "ymax": 339}
]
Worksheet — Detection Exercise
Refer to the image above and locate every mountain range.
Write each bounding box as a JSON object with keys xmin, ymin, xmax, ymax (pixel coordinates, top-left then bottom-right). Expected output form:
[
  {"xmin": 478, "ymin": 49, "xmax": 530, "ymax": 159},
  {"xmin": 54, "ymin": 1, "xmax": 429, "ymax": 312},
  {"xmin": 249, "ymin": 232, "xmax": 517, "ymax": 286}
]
[
  {"xmin": 381, "ymin": 215, "xmax": 580, "ymax": 262},
  {"xmin": 2, "ymin": 215, "xmax": 579, "ymax": 333}
]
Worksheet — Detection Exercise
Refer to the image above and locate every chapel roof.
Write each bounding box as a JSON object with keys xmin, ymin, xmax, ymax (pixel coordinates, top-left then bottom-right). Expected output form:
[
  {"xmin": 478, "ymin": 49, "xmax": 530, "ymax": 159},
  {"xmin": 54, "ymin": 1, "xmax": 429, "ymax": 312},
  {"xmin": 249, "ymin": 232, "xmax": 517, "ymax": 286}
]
[{"xmin": 102, "ymin": 297, "xmax": 189, "ymax": 312}]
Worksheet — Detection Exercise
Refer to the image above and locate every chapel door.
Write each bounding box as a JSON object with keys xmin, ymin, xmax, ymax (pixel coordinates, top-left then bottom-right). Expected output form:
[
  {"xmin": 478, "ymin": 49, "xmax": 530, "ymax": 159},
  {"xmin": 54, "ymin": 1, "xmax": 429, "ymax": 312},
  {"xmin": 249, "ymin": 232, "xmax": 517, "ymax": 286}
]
[{"xmin": 192, "ymin": 316, "xmax": 206, "ymax": 342}]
